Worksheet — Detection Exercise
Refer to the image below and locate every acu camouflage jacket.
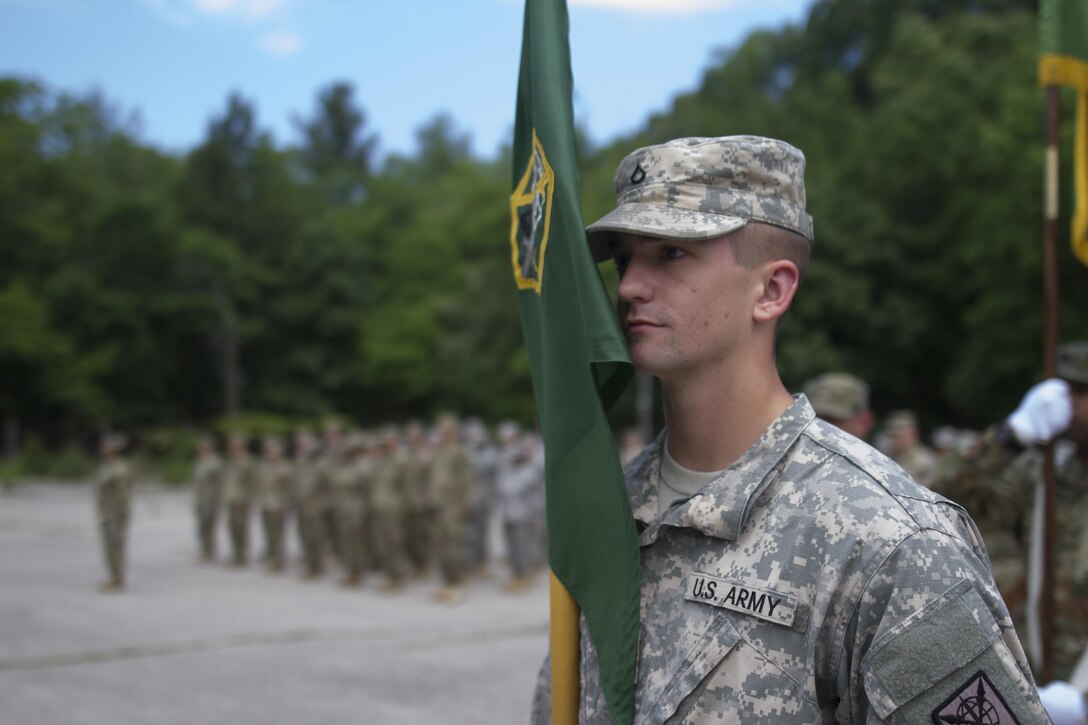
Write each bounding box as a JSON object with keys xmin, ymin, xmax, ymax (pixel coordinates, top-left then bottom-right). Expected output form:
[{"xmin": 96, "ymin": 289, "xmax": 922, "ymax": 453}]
[{"xmin": 534, "ymin": 396, "xmax": 1048, "ymax": 724}]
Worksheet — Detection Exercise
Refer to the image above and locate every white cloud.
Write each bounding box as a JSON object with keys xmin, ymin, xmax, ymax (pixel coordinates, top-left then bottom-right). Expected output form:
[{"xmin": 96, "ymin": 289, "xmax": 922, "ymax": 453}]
[
  {"xmin": 144, "ymin": 0, "xmax": 292, "ymax": 25},
  {"xmin": 570, "ymin": 0, "xmax": 743, "ymax": 12},
  {"xmin": 259, "ymin": 30, "xmax": 303, "ymax": 56}
]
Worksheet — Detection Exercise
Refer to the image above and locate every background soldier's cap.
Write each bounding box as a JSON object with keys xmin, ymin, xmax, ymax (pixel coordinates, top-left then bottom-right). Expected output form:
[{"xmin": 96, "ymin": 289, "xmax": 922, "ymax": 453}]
[
  {"xmin": 585, "ymin": 135, "xmax": 814, "ymax": 262},
  {"xmin": 101, "ymin": 432, "xmax": 127, "ymax": 452},
  {"xmin": 262, "ymin": 435, "xmax": 283, "ymax": 455},
  {"xmin": 344, "ymin": 431, "xmax": 367, "ymax": 452},
  {"xmin": 803, "ymin": 372, "xmax": 869, "ymax": 420},
  {"xmin": 1057, "ymin": 341, "xmax": 1088, "ymax": 385},
  {"xmin": 885, "ymin": 410, "xmax": 918, "ymax": 432}
]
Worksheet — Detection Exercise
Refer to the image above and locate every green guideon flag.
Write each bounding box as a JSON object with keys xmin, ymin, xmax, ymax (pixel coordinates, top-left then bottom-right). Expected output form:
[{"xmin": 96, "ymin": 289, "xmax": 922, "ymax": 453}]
[
  {"xmin": 509, "ymin": 0, "xmax": 640, "ymax": 722},
  {"xmin": 1039, "ymin": 0, "xmax": 1088, "ymax": 265}
]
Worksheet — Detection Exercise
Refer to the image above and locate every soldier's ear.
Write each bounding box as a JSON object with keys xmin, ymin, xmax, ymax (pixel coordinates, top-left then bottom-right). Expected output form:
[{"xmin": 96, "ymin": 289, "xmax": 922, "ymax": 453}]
[{"xmin": 752, "ymin": 260, "xmax": 799, "ymax": 324}]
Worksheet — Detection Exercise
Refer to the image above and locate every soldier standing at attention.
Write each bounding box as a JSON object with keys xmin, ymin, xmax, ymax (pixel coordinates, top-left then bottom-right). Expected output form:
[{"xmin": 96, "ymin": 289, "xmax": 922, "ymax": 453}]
[
  {"xmin": 332, "ymin": 432, "xmax": 370, "ymax": 587},
  {"xmin": 95, "ymin": 433, "xmax": 133, "ymax": 592},
  {"xmin": 371, "ymin": 425, "xmax": 409, "ymax": 593},
  {"xmin": 223, "ymin": 434, "xmax": 255, "ymax": 567},
  {"xmin": 463, "ymin": 417, "xmax": 499, "ymax": 579},
  {"xmin": 293, "ymin": 429, "xmax": 325, "ymax": 579},
  {"xmin": 257, "ymin": 435, "xmax": 291, "ymax": 573},
  {"xmin": 317, "ymin": 421, "xmax": 345, "ymax": 566},
  {"xmin": 192, "ymin": 434, "xmax": 223, "ymax": 563},
  {"xmin": 402, "ymin": 420, "xmax": 435, "ymax": 578},
  {"xmin": 884, "ymin": 409, "xmax": 940, "ymax": 488},
  {"xmin": 430, "ymin": 414, "xmax": 475, "ymax": 604},
  {"xmin": 532, "ymin": 135, "xmax": 1045, "ymax": 722},
  {"xmin": 497, "ymin": 424, "xmax": 546, "ymax": 593}
]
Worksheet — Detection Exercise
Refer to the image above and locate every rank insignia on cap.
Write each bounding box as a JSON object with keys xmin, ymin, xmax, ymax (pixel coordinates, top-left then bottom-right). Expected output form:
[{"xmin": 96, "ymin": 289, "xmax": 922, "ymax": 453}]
[
  {"xmin": 932, "ymin": 671, "xmax": 1020, "ymax": 725},
  {"xmin": 509, "ymin": 128, "xmax": 554, "ymax": 294}
]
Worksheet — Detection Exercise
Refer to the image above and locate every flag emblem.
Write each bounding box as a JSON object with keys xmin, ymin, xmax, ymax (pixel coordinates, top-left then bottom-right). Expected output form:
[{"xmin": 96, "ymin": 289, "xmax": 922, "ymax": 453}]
[{"xmin": 510, "ymin": 129, "xmax": 555, "ymax": 293}]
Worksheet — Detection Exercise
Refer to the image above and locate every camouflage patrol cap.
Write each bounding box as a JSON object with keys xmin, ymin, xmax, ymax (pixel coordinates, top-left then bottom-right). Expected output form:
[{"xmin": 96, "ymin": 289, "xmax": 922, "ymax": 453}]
[
  {"xmin": 885, "ymin": 410, "xmax": 918, "ymax": 432},
  {"xmin": 1057, "ymin": 341, "xmax": 1088, "ymax": 385},
  {"xmin": 343, "ymin": 431, "xmax": 367, "ymax": 452},
  {"xmin": 262, "ymin": 435, "xmax": 284, "ymax": 455},
  {"xmin": 803, "ymin": 372, "xmax": 869, "ymax": 420},
  {"xmin": 586, "ymin": 135, "xmax": 814, "ymax": 262},
  {"xmin": 100, "ymin": 432, "xmax": 127, "ymax": 453}
]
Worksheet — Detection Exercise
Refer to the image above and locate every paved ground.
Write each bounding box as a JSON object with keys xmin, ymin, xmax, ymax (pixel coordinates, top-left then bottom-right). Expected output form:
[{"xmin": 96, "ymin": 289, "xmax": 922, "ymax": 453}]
[{"xmin": 0, "ymin": 481, "xmax": 548, "ymax": 725}]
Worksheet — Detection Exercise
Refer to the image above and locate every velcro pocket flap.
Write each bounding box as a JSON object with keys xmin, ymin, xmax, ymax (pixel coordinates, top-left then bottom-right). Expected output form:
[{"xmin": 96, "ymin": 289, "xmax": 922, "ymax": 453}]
[{"xmin": 861, "ymin": 579, "xmax": 1000, "ymax": 719}]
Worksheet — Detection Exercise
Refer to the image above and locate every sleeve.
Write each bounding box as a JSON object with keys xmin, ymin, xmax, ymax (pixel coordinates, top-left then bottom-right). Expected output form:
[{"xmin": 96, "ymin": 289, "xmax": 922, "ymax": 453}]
[{"xmin": 846, "ymin": 529, "xmax": 1049, "ymax": 724}]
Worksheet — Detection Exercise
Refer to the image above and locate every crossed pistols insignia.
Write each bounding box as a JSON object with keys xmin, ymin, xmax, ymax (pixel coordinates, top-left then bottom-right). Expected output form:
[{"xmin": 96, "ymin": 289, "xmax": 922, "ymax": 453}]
[{"xmin": 509, "ymin": 129, "xmax": 555, "ymax": 294}]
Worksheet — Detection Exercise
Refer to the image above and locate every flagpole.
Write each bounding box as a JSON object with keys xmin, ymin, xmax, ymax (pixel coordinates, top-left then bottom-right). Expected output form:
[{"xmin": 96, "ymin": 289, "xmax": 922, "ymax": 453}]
[
  {"xmin": 550, "ymin": 570, "xmax": 580, "ymax": 724},
  {"xmin": 1040, "ymin": 84, "xmax": 1060, "ymax": 684}
]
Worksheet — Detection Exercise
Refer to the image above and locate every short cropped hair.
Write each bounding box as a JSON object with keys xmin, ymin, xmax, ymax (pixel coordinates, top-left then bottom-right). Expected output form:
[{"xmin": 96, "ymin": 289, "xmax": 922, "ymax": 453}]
[{"xmin": 726, "ymin": 222, "xmax": 810, "ymax": 281}]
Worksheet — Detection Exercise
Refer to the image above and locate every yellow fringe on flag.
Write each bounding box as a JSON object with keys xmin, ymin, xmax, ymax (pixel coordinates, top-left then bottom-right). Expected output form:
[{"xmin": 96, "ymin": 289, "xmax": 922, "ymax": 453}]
[{"xmin": 1040, "ymin": 54, "xmax": 1088, "ymax": 266}]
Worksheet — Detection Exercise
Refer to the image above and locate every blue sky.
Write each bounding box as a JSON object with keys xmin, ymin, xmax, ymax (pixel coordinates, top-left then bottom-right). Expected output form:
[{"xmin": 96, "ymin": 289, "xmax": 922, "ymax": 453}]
[{"xmin": 0, "ymin": 0, "xmax": 811, "ymax": 160}]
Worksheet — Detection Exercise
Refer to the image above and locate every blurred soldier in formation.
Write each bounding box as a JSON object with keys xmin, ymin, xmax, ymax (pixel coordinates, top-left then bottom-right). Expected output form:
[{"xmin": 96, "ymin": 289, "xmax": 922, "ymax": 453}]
[
  {"xmin": 463, "ymin": 417, "xmax": 499, "ymax": 579},
  {"xmin": 430, "ymin": 414, "xmax": 475, "ymax": 604},
  {"xmin": 496, "ymin": 422, "xmax": 546, "ymax": 593},
  {"xmin": 940, "ymin": 341, "xmax": 1088, "ymax": 680},
  {"xmin": 223, "ymin": 434, "xmax": 255, "ymax": 567},
  {"xmin": 884, "ymin": 409, "xmax": 940, "ymax": 488},
  {"xmin": 803, "ymin": 372, "xmax": 874, "ymax": 441},
  {"xmin": 929, "ymin": 425, "xmax": 962, "ymax": 497},
  {"xmin": 95, "ymin": 432, "xmax": 133, "ymax": 592},
  {"xmin": 332, "ymin": 432, "xmax": 370, "ymax": 587},
  {"xmin": 257, "ymin": 435, "xmax": 292, "ymax": 573},
  {"xmin": 371, "ymin": 425, "xmax": 409, "ymax": 592},
  {"xmin": 402, "ymin": 420, "xmax": 435, "ymax": 578},
  {"xmin": 192, "ymin": 434, "xmax": 223, "ymax": 563},
  {"xmin": 292, "ymin": 428, "xmax": 326, "ymax": 579},
  {"xmin": 317, "ymin": 421, "xmax": 345, "ymax": 566}
]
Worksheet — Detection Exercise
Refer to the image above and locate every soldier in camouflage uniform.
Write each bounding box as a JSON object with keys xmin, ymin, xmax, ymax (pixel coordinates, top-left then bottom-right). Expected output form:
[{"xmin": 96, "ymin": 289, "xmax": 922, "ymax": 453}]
[
  {"xmin": 95, "ymin": 433, "xmax": 133, "ymax": 592},
  {"xmin": 402, "ymin": 420, "xmax": 435, "ymax": 577},
  {"xmin": 497, "ymin": 423, "xmax": 546, "ymax": 593},
  {"xmin": 331, "ymin": 432, "xmax": 371, "ymax": 587},
  {"xmin": 532, "ymin": 136, "xmax": 1045, "ymax": 723},
  {"xmin": 463, "ymin": 417, "xmax": 499, "ymax": 579},
  {"xmin": 371, "ymin": 425, "xmax": 409, "ymax": 592},
  {"xmin": 884, "ymin": 410, "xmax": 941, "ymax": 489},
  {"xmin": 192, "ymin": 434, "xmax": 223, "ymax": 563},
  {"xmin": 257, "ymin": 435, "xmax": 292, "ymax": 573},
  {"xmin": 802, "ymin": 372, "xmax": 874, "ymax": 442},
  {"xmin": 939, "ymin": 341, "xmax": 1088, "ymax": 681},
  {"xmin": 293, "ymin": 429, "xmax": 326, "ymax": 579},
  {"xmin": 317, "ymin": 421, "xmax": 345, "ymax": 565},
  {"xmin": 430, "ymin": 414, "xmax": 475, "ymax": 604},
  {"xmin": 222, "ymin": 434, "xmax": 255, "ymax": 567}
]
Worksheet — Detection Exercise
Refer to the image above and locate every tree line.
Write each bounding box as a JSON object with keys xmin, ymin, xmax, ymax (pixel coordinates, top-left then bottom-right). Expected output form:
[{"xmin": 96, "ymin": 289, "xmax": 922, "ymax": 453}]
[{"xmin": 2, "ymin": 0, "xmax": 1086, "ymax": 469}]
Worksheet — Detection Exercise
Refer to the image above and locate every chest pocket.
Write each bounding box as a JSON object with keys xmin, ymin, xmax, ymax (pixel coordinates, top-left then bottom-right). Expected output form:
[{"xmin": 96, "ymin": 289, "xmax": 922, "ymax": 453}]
[{"xmin": 643, "ymin": 610, "xmax": 821, "ymax": 724}]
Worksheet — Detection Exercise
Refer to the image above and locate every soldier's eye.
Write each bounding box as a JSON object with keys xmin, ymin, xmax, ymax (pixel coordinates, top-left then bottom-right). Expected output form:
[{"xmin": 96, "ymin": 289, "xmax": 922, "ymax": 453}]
[
  {"xmin": 613, "ymin": 255, "xmax": 630, "ymax": 276},
  {"xmin": 662, "ymin": 246, "xmax": 687, "ymax": 260}
]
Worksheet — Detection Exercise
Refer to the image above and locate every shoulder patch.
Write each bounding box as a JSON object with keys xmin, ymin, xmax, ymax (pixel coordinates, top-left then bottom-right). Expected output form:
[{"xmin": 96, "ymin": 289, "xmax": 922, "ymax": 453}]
[{"xmin": 932, "ymin": 670, "xmax": 1020, "ymax": 725}]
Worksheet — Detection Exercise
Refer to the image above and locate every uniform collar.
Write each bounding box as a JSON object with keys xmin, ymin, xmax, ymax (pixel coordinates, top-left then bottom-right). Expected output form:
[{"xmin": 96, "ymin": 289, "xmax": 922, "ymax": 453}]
[{"xmin": 629, "ymin": 395, "xmax": 815, "ymax": 543}]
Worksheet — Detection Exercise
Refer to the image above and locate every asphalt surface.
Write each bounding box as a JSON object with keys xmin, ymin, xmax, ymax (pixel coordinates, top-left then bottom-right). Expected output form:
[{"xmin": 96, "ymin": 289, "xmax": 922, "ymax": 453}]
[{"xmin": 0, "ymin": 481, "xmax": 548, "ymax": 725}]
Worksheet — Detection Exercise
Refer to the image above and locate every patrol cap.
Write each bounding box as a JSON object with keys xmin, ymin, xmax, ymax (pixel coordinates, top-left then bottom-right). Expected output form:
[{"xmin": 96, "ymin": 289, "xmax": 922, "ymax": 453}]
[
  {"xmin": 343, "ymin": 431, "xmax": 367, "ymax": 453},
  {"xmin": 586, "ymin": 135, "xmax": 814, "ymax": 262},
  {"xmin": 262, "ymin": 435, "xmax": 284, "ymax": 455},
  {"xmin": 100, "ymin": 432, "xmax": 127, "ymax": 453},
  {"xmin": 804, "ymin": 373, "xmax": 869, "ymax": 421},
  {"xmin": 885, "ymin": 410, "xmax": 918, "ymax": 433},
  {"xmin": 1057, "ymin": 341, "xmax": 1088, "ymax": 385}
]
